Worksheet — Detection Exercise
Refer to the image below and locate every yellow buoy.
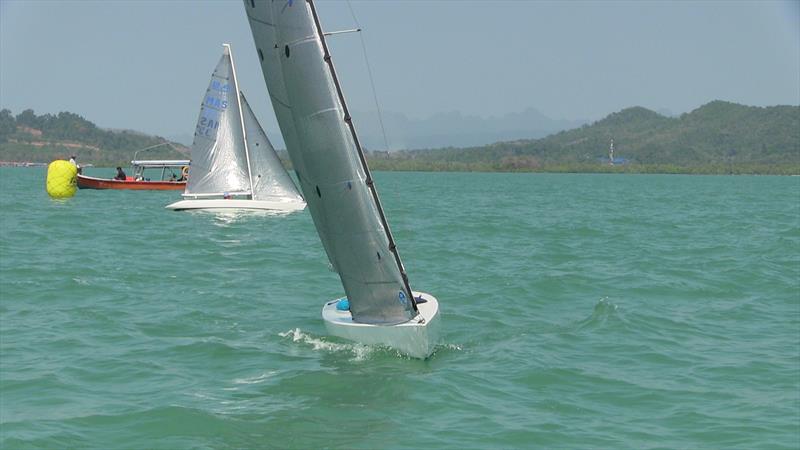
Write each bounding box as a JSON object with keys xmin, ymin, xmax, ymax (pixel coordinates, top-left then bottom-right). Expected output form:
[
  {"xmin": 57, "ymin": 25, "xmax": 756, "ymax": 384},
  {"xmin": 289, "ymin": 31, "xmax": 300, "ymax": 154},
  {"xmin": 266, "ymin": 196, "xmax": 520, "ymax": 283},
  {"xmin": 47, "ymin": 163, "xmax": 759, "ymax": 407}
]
[{"xmin": 46, "ymin": 160, "xmax": 78, "ymax": 198}]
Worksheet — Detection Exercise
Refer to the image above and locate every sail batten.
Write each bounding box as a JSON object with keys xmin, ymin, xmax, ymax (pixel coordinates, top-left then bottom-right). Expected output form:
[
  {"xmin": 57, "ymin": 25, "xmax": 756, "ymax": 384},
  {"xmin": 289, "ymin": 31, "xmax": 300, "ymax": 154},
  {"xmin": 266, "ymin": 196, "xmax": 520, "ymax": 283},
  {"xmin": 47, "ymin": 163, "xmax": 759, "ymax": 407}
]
[{"xmin": 245, "ymin": 0, "xmax": 417, "ymax": 324}]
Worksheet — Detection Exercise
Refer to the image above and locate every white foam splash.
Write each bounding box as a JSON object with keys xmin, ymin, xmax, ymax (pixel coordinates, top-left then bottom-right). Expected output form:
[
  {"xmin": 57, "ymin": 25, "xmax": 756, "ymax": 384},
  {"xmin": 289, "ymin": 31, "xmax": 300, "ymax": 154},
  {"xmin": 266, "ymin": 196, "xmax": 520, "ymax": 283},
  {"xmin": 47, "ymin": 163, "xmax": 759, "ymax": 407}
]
[
  {"xmin": 440, "ymin": 343, "xmax": 463, "ymax": 352},
  {"xmin": 233, "ymin": 371, "xmax": 277, "ymax": 385},
  {"xmin": 279, "ymin": 328, "xmax": 374, "ymax": 361},
  {"xmin": 597, "ymin": 296, "xmax": 619, "ymax": 311}
]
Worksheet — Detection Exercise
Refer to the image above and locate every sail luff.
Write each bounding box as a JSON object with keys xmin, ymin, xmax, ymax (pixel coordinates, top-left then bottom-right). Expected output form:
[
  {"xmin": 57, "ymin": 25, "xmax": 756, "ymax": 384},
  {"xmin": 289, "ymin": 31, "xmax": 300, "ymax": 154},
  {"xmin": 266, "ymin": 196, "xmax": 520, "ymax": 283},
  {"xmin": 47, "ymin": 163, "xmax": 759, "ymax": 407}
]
[
  {"xmin": 306, "ymin": 0, "xmax": 417, "ymax": 313},
  {"xmin": 225, "ymin": 43, "xmax": 256, "ymax": 198}
]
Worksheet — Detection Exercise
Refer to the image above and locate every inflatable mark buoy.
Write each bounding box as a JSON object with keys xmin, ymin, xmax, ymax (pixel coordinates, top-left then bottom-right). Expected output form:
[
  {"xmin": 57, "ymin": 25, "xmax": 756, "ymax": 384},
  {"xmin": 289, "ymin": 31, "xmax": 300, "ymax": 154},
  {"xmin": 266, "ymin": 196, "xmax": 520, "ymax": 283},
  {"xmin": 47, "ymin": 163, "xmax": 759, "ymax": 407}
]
[{"xmin": 46, "ymin": 160, "xmax": 78, "ymax": 198}]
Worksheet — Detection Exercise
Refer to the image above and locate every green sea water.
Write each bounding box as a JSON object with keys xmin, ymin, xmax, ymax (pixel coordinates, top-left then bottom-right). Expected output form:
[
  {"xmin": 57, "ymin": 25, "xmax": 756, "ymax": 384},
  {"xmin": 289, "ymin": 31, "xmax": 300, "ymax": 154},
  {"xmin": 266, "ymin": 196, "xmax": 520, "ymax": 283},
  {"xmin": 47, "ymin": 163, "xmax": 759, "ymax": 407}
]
[{"xmin": 1, "ymin": 167, "xmax": 798, "ymax": 449}]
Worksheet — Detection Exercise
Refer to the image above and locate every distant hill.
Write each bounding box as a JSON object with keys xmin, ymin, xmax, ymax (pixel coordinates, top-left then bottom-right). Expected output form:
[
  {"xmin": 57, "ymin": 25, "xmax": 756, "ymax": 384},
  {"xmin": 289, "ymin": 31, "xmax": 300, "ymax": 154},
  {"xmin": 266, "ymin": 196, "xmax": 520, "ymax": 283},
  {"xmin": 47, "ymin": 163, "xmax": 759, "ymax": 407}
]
[
  {"xmin": 167, "ymin": 107, "xmax": 585, "ymax": 150},
  {"xmin": 351, "ymin": 108, "xmax": 586, "ymax": 151},
  {"xmin": 368, "ymin": 101, "xmax": 800, "ymax": 174},
  {"xmin": 0, "ymin": 109, "xmax": 188, "ymax": 166},
  {"xmin": 3, "ymin": 101, "xmax": 798, "ymax": 174}
]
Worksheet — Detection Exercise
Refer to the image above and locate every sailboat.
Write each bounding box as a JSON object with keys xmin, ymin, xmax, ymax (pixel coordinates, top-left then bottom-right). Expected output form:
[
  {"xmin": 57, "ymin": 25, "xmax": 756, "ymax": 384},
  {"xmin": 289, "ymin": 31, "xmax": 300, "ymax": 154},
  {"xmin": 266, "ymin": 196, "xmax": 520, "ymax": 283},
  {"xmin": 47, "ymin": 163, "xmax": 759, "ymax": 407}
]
[
  {"xmin": 166, "ymin": 44, "xmax": 306, "ymax": 212},
  {"xmin": 244, "ymin": 0, "xmax": 440, "ymax": 358}
]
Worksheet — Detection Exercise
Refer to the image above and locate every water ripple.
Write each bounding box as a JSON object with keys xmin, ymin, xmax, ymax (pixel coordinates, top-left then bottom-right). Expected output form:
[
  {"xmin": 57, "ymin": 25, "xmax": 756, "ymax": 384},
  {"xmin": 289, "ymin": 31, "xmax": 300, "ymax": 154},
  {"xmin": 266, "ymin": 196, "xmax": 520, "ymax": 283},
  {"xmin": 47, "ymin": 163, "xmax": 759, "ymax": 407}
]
[{"xmin": 2, "ymin": 170, "xmax": 798, "ymax": 448}]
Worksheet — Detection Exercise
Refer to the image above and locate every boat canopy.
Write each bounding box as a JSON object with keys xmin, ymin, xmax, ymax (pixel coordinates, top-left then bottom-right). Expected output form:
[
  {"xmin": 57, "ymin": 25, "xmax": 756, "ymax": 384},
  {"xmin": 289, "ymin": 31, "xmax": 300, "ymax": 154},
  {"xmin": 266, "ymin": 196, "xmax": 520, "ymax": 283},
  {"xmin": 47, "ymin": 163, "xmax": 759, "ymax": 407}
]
[{"xmin": 131, "ymin": 160, "xmax": 190, "ymax": 168}]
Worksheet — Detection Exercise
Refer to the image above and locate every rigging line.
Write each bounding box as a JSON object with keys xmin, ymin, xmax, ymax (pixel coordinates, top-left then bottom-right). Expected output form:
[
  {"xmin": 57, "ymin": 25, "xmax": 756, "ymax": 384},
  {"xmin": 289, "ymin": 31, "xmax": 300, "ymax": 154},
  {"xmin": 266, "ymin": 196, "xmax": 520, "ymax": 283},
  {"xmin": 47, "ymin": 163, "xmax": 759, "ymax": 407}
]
[{"xmin": 346, "ymin": 0, "xmax": 390, "ymax": 152}]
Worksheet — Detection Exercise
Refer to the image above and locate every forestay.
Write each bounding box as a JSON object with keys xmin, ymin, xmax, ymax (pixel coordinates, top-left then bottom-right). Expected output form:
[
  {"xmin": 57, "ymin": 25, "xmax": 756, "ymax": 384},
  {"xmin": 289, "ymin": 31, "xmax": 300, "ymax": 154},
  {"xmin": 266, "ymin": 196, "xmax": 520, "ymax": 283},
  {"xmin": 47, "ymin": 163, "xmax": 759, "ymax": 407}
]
[
  {"xmin": 240, "ymin": 93, "xmax": 304, "ymax": 202},
  {"xmin": 185, "ymin": 46, "xmax": 251, "ymax": 196},
  {"xmin": 244, "ymin": 0, "xmax": 417, "ymax": 324}
]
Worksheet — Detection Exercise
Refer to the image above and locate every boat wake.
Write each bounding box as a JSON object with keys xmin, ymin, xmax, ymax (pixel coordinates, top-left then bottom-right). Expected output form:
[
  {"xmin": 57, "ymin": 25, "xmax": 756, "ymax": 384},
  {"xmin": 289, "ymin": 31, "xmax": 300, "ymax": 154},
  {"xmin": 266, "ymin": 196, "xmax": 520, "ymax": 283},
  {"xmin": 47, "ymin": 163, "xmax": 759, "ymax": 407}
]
[
  {"xmin": 232, "ymin": 371, "xmax": 278, "ymax": 385},
  {"xmin": 279, "ymin": 328, "xmax": 374, "ymax": 361},
  {"xmin": 199, "ymin": 209, "xmax": 294, "ymax": 226},
  {"xmin": 575, "ymin": 297, "xmax": 623, "ymax": 331}
]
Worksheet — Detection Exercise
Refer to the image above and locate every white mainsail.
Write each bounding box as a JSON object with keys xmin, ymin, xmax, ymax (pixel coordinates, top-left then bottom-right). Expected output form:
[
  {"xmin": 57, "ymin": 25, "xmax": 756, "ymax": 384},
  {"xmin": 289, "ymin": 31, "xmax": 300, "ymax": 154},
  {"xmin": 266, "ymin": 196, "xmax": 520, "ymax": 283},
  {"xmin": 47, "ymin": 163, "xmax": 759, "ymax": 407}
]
[
  {"xmin": 185, "ymin": 45, "xmax": 251, "ymax": 197},
  {"xmin": 244, "ymin": 0, "xmax": 418, "ymax": 325}
]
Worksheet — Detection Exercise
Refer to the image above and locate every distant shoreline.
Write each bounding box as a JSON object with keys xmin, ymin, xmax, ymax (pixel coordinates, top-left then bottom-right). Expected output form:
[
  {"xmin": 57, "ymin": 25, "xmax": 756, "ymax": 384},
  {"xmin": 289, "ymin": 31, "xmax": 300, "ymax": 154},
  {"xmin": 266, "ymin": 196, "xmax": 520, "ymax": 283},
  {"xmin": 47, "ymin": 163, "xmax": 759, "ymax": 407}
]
[
  {"xmin": 4, "ymin": 160, "xmax": 797, "ymax": 176},
  {"xmin": 0, "ymin": 161, "xmax": 47, "ymax": 167},
  {"xmin": 3, "ymin": 101, "xmax": 797, "ymax": 174},
  {"xmin": 365, "ymin": 161, "xmax": 800, "ymax": 176}
]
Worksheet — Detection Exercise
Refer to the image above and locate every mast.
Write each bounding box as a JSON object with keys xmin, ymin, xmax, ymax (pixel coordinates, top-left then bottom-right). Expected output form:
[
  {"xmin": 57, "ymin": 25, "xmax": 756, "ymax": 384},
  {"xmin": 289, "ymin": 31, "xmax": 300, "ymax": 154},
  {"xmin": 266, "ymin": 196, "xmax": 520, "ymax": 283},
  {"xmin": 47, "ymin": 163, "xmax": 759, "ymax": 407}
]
[
  {"xmin": 225, "ymin": 43, "xmax": 256, "ymax": 198},
  {"xmin": 306, "ymin": 0, "xmax": 417, "ymax": 313}
]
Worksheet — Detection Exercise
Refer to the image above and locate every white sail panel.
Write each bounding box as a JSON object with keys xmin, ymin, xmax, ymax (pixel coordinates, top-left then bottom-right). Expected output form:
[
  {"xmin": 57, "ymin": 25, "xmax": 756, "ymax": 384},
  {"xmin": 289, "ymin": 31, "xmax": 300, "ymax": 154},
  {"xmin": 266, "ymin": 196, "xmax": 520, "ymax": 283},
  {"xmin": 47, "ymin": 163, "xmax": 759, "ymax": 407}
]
[
  {"xmin": 245, "ymin": 0, "xmax": 415, "ymax": 324},
  {"xmin": 239, "ymin": 93, "xmax": 304, "ymax": 202},
  {"xmin": 244, "ymin": 1, "xmax": 338, "ymax": 268},
  {"xmin": 185, "ymin": 48, "xmax": 251, "ymax": 196}
]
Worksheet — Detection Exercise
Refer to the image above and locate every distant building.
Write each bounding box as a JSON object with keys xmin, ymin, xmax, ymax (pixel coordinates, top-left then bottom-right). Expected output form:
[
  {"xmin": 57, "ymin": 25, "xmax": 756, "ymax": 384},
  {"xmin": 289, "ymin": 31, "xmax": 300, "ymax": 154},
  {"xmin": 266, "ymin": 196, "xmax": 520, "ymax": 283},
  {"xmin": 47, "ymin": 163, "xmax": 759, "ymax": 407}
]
[
  {"xmin": 602, "ymin": 138, "xmax": 628, "ymax": 165},
  {"xmin": 609, "ymin": 138, "xmax": 614, "ymax": 165}
]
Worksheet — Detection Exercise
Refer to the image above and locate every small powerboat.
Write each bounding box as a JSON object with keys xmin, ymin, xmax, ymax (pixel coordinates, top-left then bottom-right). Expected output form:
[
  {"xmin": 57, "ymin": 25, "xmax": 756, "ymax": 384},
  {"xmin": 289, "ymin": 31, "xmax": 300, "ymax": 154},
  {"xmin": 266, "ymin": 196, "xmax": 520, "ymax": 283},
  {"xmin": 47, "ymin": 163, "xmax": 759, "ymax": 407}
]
[{"xmin": 77, "ymin": 159, "xmax": 189, "ymax": 191}]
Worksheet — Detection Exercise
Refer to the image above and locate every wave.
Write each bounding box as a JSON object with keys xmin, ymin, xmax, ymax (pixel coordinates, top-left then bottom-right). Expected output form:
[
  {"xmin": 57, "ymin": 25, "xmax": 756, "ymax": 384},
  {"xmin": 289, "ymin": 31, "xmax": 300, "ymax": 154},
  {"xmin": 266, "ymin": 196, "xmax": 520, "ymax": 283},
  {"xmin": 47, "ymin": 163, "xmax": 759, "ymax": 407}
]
[{"xmin": 278, "ymin": 328, "xmax": 376, "ymax": 361}]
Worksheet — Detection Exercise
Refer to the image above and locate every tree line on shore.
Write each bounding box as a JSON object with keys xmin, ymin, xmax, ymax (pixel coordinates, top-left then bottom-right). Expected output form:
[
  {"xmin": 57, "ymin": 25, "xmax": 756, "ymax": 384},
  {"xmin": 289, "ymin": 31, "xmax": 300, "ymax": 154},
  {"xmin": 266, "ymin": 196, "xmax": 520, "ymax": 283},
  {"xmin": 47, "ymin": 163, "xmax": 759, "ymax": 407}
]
[
  {"xmin": 364, "ymin": 101, "xmax": 799, "ymax": 175},
  {"xmin": 0, "ymin": 109, "xmax": 186, "ymax": 166},
  {"xmin": 2, "ymin": 100, "xmax": 798, "ymax": 175}
]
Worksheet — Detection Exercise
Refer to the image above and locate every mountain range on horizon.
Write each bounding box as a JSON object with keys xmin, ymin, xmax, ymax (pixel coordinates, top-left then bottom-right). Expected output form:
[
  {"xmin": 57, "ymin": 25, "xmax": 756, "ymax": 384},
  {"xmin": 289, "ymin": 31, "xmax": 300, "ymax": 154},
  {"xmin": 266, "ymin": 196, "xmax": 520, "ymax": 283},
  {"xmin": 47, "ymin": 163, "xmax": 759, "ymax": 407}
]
[
  {"xmin": 367, "ymin": 100, "xmax": 799, "ymax": 174},
  {"xmin": 166, "ymin": 107, "xmax": 588, "ymax": 150},
  {"xmin": 1, "ymin": 100, "xmax": 797, "ymax": 175}
]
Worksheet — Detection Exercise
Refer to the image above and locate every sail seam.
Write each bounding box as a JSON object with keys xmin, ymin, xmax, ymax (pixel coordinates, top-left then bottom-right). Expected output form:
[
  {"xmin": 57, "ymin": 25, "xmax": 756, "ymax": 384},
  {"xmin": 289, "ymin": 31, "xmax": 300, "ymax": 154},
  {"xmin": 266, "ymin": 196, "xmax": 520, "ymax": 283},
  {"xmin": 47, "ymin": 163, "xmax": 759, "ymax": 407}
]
[
  {"xmin": 245, "ymin": 14, "xmax": 275, "ymax": 28},
  {"xmin": 269, "ymin": 94, "xmax": 292, "ymax": 110},
  {"xmin": 306, "ymin": 107, "xmax": 340, "ymax": 120},
  {"xmin": 284, "ymin": 35, "xmax": 317, "ymax": 48}
]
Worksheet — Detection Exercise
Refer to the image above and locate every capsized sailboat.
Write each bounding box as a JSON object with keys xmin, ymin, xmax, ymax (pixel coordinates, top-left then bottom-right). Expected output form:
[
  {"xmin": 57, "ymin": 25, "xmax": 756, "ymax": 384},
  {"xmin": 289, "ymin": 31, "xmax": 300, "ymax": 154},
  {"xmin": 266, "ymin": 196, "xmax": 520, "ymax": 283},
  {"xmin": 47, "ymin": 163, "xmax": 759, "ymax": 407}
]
[
  {"xmin": 166, "ymin": 44, "xmax": 305, "ymax": 212},
  {"xmin": 244, "ymin": 0, "xmax": 439, "ymax": 358}
]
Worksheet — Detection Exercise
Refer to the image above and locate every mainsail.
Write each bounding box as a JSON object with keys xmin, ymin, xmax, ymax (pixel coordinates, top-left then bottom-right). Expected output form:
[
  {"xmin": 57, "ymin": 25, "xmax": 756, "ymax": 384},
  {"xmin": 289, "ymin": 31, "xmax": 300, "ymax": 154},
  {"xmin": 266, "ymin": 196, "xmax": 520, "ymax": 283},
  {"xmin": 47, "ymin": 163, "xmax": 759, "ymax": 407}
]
[
  {"xmin": 240, "ymin": 93, "xmax": 304, "ymax": 202},
  {"xmin": 185, "ymin": 45, "xmax": 251, "ymax": 196},
  {"xmin": 245, "ymin": 0, "xmax": 417, "ymax": 324}
]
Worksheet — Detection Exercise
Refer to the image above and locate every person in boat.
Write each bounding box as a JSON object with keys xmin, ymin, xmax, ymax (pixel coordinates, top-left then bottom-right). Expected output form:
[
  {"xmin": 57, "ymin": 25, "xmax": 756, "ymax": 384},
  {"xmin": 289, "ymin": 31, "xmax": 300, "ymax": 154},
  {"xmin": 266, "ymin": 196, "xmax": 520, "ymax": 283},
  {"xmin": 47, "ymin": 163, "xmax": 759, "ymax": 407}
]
[
  {"xmin": 114, "ymin": 166, "xmax": 127, "ymax": 180},
  {"xmin": 69, "ymin": 155, "xmax": 82, "ymax": 174},
  {"xmin": 177, "ymin": 166, "xmax": 189, "ymax": 182}
]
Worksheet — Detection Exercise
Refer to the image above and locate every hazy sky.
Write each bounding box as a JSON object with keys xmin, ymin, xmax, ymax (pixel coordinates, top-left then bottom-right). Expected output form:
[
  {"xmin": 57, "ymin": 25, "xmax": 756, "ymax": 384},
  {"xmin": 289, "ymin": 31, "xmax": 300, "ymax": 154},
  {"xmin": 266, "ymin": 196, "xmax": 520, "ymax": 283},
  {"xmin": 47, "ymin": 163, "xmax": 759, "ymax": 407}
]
[{"xmin": 1, "ymin": 0, "xmax": 798, "ymax": 140}]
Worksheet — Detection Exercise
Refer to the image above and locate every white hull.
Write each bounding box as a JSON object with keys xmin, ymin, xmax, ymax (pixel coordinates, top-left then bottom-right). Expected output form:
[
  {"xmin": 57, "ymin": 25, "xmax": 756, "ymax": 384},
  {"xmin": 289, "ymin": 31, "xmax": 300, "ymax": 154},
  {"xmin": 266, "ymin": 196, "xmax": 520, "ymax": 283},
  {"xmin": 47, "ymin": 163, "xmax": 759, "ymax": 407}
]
[
  {"xmin": 322, "ymin": 291, "xmax": 440, "ymax": 359},
  {"xmin": 165, "ymin": 198, "xmax": 306, "ymax": 212}
]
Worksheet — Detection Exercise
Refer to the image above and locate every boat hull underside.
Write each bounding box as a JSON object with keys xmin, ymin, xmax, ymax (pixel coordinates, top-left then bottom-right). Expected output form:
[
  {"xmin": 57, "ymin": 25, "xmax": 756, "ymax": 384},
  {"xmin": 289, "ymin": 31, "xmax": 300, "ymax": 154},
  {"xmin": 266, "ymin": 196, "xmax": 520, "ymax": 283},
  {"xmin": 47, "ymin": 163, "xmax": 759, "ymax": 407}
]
[
  {"xmin": 165, "ymin": 198, "xmax": 306, "ymax": 212},
  {"xmin": 322, "ymin": 291, "xmax": 440, "ymax": 359}
]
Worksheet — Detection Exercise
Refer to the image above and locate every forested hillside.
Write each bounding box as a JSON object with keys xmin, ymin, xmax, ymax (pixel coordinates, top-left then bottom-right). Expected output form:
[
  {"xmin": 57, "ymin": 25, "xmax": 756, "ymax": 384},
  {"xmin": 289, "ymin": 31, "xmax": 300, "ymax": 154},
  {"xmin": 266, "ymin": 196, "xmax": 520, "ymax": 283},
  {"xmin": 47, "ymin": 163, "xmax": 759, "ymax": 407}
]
[
  {"xmin": 0, "ymin": 109, "xmax": 187, "ymax": 166},
  {"xmin": 369, "ymin": 101, "xmax": 800, "ymax": 174},
  {"xmin": 3, "ymin": 101, "xmax": 798, "ymax": 174}
]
